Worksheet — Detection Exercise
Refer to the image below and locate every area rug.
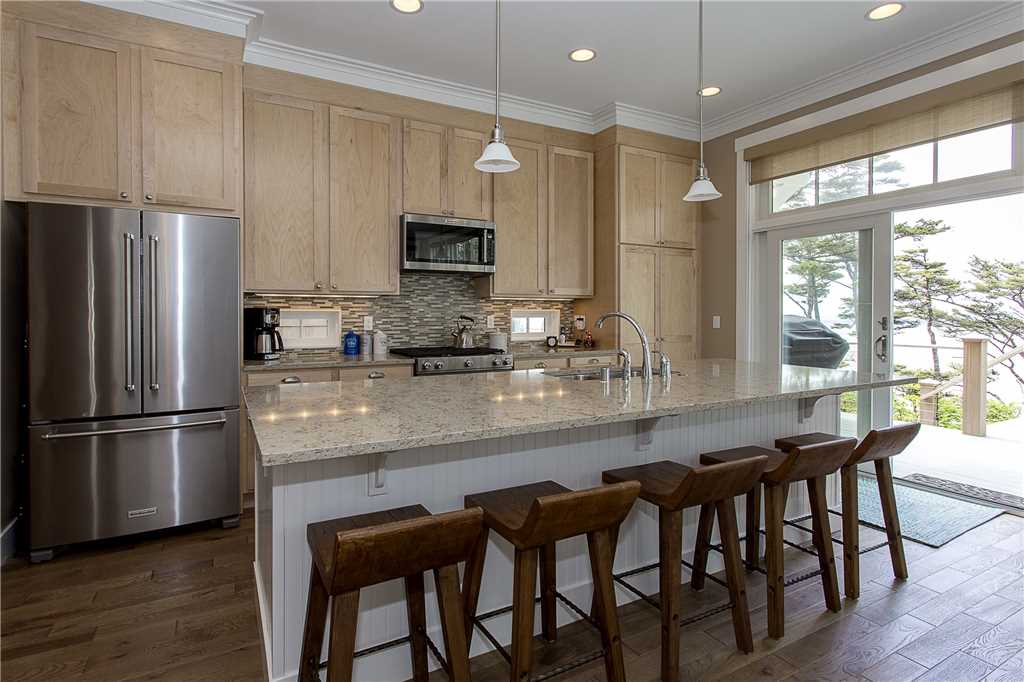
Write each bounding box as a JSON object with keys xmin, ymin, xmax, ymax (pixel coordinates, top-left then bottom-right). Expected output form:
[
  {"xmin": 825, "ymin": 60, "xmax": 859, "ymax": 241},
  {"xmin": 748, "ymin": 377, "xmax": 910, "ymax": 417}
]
[
  {"xmin": 902, "ymin": 473, "xmax": 1024, "ymax": 512},
  {"xmin": 857, "ymin": 474, "xmax": 1004, "ymax": 548}
]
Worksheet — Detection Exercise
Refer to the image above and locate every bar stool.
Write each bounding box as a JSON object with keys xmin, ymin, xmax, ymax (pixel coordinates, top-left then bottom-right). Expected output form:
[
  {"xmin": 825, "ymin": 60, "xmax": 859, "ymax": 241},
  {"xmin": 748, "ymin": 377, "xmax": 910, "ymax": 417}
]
[
  {"xmin": 775, "ymin": 423, "xmax": 921, "ymax": 599},
  {"xmin": 601, "ymin": 456, "xmax": 769, "ymax": 681},
  {"xmin": 299, "ymin": 504, "xmax": 484, "ymax": 682},
  {"xmin": 462, "ymin": 480, "xmax": 641, "ymax": 682},
  {"xmin": 696, "ymin": 439, "xmax": 857, "ymax": 639}
]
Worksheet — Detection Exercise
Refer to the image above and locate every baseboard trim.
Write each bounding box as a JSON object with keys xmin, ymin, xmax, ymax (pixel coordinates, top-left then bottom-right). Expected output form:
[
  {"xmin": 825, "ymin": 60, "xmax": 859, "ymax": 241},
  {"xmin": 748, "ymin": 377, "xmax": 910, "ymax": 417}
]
[
  {"xmin": 1, "ymin": 517, "xmax": 17, "ymax": 565},
  {"xmin": 254, "ymin": 561, "xmax": 277, "ymax": 682}
]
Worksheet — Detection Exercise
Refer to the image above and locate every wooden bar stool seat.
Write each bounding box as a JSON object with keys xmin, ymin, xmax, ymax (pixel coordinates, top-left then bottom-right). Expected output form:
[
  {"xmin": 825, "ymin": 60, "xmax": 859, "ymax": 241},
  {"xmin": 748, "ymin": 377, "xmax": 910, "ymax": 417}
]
[
  {"xmin": 698, "ymin": 438, "xmax": 857, "ymax": 639},
  {"xmin": 601, "ymin": 455, "xmax": 769, "ymax": 681},
  {"xmin": 299, "ymin": 504, "xmax": 484, "ymax": 682},
  {"xmin": 462, "ymin": 480, "xmax": 641, "ymax": 682},
  {"xmin": 775, "ymin": 423, "xmax": 921, "ymax": 599}
]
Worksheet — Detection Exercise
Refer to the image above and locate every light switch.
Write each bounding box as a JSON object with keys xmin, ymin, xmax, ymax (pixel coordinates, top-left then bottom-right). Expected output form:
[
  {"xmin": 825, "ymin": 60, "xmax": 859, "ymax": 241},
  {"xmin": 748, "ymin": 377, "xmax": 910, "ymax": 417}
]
[
  {"xmin": 363, "ymin": 315, "xmax": 373, "ymax": 331},
  {"xmin": 486, "ymin": 315, "xmax": 496, "ymax": 329},
  {"xmin": 712, "ymin": 315, "xmax": 721, "ymax": 329}
]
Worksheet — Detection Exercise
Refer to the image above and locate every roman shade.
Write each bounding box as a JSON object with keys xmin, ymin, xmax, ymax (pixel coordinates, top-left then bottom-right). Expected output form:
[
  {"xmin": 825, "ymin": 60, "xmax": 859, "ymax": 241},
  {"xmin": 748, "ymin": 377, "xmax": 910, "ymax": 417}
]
[{"xmin": 747, "ymin": 80, "xmax": 1024, "ymax": 185}]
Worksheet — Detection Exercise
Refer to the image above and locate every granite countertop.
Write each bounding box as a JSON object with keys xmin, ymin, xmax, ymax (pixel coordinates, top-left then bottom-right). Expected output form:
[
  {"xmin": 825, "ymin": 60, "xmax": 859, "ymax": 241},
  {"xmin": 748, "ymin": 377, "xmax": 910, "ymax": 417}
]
[
  {"xmin": 245, "ymin": 359, "xmax": 916, "ymax": 466},
  {"xmin": 243, "ymin": 352, "xmax": 414, "ymax": 372}
]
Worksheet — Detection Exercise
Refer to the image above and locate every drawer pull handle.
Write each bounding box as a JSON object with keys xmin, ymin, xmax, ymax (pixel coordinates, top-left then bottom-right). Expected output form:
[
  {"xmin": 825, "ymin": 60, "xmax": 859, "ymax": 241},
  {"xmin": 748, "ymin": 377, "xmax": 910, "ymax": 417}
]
[
  {"xmin": 368, "ymin": 371, "xmax": 385, "ymax": 379},
  {"xmin": 535, "ymin": 361, "xmax": 547, "ymax": 368},
  {"xmin": 281, "ymin": 376, "xmax": 301, "ymax": 384},
  {"xmin": 588, "ymin": 358, "xmax": 600, "ymax": 364}
]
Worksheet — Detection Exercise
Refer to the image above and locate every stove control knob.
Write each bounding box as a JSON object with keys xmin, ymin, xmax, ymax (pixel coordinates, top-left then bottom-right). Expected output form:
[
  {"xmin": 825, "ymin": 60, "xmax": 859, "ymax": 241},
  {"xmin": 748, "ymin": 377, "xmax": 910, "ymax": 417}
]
[
  {"xmin": 503, "ymin": 358, "xmax": 512, "ymax": 366},
  {"xmin": 421, "ymin": 361, "xmax": 432, "ymax": 370},
  {"xmin": 464, "ymin": 359, "xmax": 474, "ymax": 368},
  {"xmin": 492, "ymin": 358, "xmax": 502, "ymax": 367},
  {"xmin": 434, "ymin": 361, "xmax": 445, "ymax": 370}
]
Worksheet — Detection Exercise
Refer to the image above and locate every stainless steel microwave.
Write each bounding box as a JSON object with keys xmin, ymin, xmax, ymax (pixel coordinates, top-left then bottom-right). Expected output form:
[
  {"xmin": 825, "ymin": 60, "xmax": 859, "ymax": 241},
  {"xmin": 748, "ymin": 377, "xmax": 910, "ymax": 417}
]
[{"xmin": 401, "ymin": 213, "xmax": 495, "ymax": 274}]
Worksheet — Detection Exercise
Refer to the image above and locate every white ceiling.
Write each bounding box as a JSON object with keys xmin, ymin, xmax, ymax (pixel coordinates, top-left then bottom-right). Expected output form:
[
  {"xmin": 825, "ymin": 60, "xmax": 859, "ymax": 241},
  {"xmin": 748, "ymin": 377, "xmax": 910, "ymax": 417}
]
[{"xmin": 93, "ymin": 0, "xmax": 1023, "ymax": 138}]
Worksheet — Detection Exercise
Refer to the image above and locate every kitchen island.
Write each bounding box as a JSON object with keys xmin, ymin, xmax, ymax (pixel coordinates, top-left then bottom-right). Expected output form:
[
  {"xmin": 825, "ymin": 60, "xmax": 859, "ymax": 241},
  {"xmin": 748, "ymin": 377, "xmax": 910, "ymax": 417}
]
[{"xmin": 246, "ymin": 360, "xmax": 914, "ymax": 682}]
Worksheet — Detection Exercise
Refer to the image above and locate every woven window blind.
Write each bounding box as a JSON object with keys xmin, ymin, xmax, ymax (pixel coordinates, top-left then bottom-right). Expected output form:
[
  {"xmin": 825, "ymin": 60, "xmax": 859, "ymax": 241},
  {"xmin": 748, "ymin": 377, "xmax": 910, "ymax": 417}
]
[{"xmin": 748, "ymin": 83, "xmax": 1023, "ymax": 184}]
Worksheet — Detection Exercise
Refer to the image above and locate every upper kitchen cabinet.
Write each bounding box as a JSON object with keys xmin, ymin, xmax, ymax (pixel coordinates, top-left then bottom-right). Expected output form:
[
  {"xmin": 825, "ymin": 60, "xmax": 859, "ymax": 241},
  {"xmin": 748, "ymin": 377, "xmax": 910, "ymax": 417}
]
[
  {"xmin": 618, "ymin": 145, "xmax": 697, "ymax": 249},
  {"xmin": 141, "ymin": 49, "xmax": 239, "ymax": 211},
  {"xmin": 328, "ymin": 107, "xmax": 401, "ymax": 295},
  {"xmin": 243, "ymin": 91, "xmax": 328, "ymax": 293},
  {"xmin": 489, "ymin": 138, "xmax": 547, "ymax": 297},
  {"xmin": 547, "ymin": 146, "xmax": 594, "ymax": 297},
  {"xmin": 18, "ymin": 24, "xmax": 133, "ymax": 202},
  {"xmin": 402, "ymin": 120, "xmax": 492, "ymax": 219}
]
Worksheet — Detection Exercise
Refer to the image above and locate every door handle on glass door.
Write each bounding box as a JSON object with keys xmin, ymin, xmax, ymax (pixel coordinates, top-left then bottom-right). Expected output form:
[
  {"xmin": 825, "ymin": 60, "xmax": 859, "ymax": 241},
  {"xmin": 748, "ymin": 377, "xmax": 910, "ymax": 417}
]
[
  {"xmin": 149, "ymin": 235, "xmax": 160, "ymax": 391},
  {"xmin": 123, "ymin": 233, "xmax": 135, "ymax": 392},
  {"xmin": 874, "ymin": 334, "xmax": 888, "ymax": 363}
]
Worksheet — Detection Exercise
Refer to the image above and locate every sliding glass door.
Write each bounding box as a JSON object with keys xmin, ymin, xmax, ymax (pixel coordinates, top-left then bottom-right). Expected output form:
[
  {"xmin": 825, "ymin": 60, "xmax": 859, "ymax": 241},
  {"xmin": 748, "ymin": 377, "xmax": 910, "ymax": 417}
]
[{"xmin": 758, "ymin": 213, "xmax": 893, "ymax": 436}]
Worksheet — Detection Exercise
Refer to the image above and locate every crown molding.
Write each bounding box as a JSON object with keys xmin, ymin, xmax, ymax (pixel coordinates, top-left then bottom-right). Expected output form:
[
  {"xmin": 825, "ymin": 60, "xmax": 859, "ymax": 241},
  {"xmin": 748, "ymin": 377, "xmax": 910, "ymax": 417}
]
[
  {"xmin": 84, "ymin": 0, "xmax": 263, "ymax": 39},
  {"xmin": 702, "ymin": 3, "xmax": 1024, "ymax": 140},
  {"xmin": 593, "ymin": 102, "xmax": 701, "ymax": 140}
]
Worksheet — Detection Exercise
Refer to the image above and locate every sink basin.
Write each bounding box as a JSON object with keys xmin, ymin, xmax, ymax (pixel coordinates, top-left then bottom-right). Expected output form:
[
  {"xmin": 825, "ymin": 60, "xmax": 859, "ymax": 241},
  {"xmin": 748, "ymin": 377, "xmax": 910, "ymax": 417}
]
[{"xmin": 543, "ymin": 367, "xmax": 680, "ymax": 381}]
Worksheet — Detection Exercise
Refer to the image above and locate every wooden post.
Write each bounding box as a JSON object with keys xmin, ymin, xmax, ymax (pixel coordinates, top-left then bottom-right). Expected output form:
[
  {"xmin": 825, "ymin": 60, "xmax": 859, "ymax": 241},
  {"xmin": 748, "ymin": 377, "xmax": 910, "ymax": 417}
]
[
  {"xmin": 918, "ymin": 379, "xmax": 940, "ymax": 426},
  {"xmin": 961, "ymin": 335, "xmax": 988, "ymax": 436}
]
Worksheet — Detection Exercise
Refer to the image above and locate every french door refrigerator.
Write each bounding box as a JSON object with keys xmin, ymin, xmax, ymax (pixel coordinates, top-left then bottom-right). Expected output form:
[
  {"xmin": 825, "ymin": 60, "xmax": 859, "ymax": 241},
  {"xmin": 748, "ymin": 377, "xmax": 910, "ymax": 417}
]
[{"xmin": 26, "ymin": 204, "xmax": 240, "ymax": 560}]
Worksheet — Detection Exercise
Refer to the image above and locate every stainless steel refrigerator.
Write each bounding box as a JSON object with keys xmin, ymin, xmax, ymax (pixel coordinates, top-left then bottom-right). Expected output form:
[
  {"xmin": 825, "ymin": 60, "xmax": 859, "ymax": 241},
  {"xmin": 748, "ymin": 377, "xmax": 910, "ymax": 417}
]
[{"xmin": 26, "ymin": 204, "xmax": 240, "ymax": 560}]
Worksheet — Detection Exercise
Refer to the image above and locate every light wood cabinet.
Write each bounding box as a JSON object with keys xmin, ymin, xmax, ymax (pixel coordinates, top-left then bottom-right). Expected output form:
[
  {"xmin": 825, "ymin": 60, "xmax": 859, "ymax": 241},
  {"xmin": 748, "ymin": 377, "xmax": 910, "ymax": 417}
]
[
  {"xmin": 618, "ymin": 244, "xmax": 697, "ymax": 363},
  {"xmin": 490, "ymin": 138, "xmax": 547, "ymax": 297},
  {"xmin": 618, "ymin": 145, "xmax": 697, "ymax": 249},
  {"xmin": 402, "ymin": 119, "xmax": 492, "ymax": 219},
  {"xmin": 548, "ymin": 147, "xmax": 594, "ymax": 297},
  {"xmin": 141, "ymin": 48, "xmax": 238, "ymax": 210},
  {"xmin": 337, "ymin": 365, "xmax": 413, "ymax": 381},
  {"xmin": 329, "ymin": 107, "xmax": 401, "ymax": 295},
  {"xmin": 568, "ymin": 355, "xmax": 618, "ymax": 368},
  {"xmin": 18, "ymin": 23, "xmax": 133, "ymax": 202},
  {"xmin": 243, "ymin": 91, "xmax": 328, "ymax": 292},
  {"xmin": 513, "ymin": 357, "xmax": 570, "ymax": 371}
]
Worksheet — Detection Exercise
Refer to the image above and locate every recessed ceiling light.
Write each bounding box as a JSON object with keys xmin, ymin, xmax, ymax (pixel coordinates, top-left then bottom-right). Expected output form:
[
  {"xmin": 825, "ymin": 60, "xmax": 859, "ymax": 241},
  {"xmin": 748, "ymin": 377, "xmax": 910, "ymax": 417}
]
[
  {"xmin": 699, "ymin": 86, "xmax": 721, "ymax": 97},
  {"xmin": 390, "ymin": 0, "xmax": 422, "ymax": 14},
  {"xmin": 866, "ymin": 3, "xmax": 903, "ymax": 20},
  {"xmin": 568, "ymin": 48, "xmax": 596, "ymax": 63}
]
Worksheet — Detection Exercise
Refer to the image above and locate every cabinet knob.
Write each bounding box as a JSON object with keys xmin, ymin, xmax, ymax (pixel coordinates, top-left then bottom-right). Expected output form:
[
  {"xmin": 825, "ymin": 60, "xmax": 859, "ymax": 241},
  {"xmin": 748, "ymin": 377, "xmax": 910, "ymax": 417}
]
[
  {"xmin": 145, "ymin": 194, "xmax": 154, "ymax": 201},
  {"xmin": 314, "ymin": 282, "xmax": 323, "ymax": 290},
  {"xmin": 331, "ymin": 284, "xmax": 338, "ymax": 290},
  {"xmin": 119, "ymin": 191, "xmax": 128, "ymax": 199}
]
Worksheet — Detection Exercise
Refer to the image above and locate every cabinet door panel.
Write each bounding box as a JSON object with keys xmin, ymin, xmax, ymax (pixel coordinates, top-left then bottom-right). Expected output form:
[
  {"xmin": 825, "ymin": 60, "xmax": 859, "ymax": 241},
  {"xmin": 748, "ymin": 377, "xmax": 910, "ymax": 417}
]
[
  {"xmin": 618, "ymin": 146, "xmax": 659, "ymax": 246},
  {"xmin": 243, "ymin": 92, "xmax": 328, "ymax": 292},
  {"xmin": 20, "ymin": 23, "xmax": 132, "ymax": 201},
  {"xmin": 448, "ymin": 128, "xmax": 492, "ymax": 220},
  {"xmin": 619, "ymin": 245, "xmax": 658, "ymax": 351},
  {"xmin": 329, "ymin": 107, "xmax": 400, "ymax": 294},
  {"xmin": 660, "ymin": 155, "xmax": 697, "ymax": 248},
  {"xmin": 548, "ymin": 147, "xmax": 594, "ymax": 297},
  {"xmin": 141, "ymin": 49, "xmax": 238, "ymax": 210},
  {"xmin": 492, "ymin": 139, "xmax": 546, "ymax": 296},
  {"xmin": 658, "ymin": 248, "xmax": 697, "ymax": 359},
  {"xmin": 402, "ymin": 120, "xmax": 446, "ymax": 215}
]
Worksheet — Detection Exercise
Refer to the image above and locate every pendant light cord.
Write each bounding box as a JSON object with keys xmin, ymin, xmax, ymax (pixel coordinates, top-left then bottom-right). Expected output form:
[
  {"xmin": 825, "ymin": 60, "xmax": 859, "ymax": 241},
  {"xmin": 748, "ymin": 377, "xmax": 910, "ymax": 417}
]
[
  {"xmin": 697, "ymin": 0, "xmax": 705, "ymax": 171},
  {"xmin": 494, "ymin": 0, "xmax": 501, "ymax": 130}
]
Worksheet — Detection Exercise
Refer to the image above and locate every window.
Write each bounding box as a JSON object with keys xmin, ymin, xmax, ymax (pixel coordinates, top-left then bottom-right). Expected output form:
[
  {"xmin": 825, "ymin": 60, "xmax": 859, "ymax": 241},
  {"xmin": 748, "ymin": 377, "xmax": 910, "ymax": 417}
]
[
  {"xmin": 872, "ymin": 142, "xmax": 934, "ymax": 194},
  {"xmin": 772, "ymin": 171, "xmax": 815, "ymax": 212},
  {"xmin": 937, "ymin": 125, "xmax": 1013, "ymax": 183},
  {"xmin": 818, "ymin": 159, "xmax": 869, "ymax": 205},
  {"xmin": 510, "ymin": 309, "xmax": 559, "ymax": 341}
]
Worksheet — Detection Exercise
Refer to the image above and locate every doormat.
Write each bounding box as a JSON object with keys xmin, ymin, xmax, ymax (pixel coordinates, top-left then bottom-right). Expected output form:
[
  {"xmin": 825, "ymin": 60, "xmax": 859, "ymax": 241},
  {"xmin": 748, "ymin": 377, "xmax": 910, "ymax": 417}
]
[
  {"xmin": 858, "ymin": 474, "xmax": 1004, "ymax": 548},
  {"xmin": 902, "ymin": 473, "xmax": 1024, "ymax": 512}
]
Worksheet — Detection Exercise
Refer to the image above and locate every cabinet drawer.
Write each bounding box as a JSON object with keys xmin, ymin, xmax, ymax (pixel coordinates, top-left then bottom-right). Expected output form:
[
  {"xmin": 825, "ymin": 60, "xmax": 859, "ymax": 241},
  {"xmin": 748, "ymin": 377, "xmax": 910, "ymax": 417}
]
[
  {"xmin": 338, "ymin": 365, "xmax": 413, "ymax": 381},
  {"xmin": 514, "ymin": 357, "xmax": 570, "ymax": 370},
  {"xmin": 568, "ymin": 355, "xmax": 617, "ymax": 368},
  {"xmin": 246, "ymin": 369, "xmax": 336, "ymax": 386}
]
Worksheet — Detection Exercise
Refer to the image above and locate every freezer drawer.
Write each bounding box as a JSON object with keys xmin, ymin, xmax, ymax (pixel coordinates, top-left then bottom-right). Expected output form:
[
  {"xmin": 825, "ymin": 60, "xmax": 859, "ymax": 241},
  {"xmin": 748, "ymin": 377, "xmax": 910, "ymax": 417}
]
[{"xmin": 28, "ymin": 410, "xmax": 239, "ymax": 550}]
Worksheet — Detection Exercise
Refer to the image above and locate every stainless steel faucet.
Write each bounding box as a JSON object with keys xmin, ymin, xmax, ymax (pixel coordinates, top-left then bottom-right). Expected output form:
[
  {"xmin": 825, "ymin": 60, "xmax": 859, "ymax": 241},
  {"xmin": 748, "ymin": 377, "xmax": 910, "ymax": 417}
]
[{"xmin": 597, "ymin": 312, "xmax": 652, "ymax": 383}]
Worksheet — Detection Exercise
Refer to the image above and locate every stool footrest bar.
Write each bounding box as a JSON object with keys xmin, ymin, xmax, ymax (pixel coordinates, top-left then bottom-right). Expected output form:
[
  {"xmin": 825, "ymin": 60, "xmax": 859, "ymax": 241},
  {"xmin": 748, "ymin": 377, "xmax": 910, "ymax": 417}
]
[{"xmin": 315, "ymin": 632, "xmax": 450, "ymax": 677}]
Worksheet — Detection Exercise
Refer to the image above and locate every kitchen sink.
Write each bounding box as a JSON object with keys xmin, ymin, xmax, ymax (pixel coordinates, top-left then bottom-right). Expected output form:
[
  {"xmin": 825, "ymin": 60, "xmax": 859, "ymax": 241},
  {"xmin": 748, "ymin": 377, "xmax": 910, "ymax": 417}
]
[{"xmin": 543, "ymin": 367, "xmax": 680, "ymax": 381}]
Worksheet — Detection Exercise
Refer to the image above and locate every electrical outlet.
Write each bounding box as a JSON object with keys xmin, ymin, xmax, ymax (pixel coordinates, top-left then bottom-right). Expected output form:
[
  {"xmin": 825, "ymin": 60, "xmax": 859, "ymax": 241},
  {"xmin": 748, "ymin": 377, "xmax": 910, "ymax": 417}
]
[
  {"xmin": 363, "ymin": 315, "xmax": 373, "ymax": 331},
  {"xmin": 574, "ymin": 315, "xmax": 586, "ymax": 330},
  {"xmin": 712, "ymin": 315, "xmax": 721, "ymax": 329},
  {"xmin": 486, "ymin": 315, "xmax": 496, "ymax": 329},
  {"xmin": 367, "ymin": 454, "xmax": 389, "ymax": 496}
]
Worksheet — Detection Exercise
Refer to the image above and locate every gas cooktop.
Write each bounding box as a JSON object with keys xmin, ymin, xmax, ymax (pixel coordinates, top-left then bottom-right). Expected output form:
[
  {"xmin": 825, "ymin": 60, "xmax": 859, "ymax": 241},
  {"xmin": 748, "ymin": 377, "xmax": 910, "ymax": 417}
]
[{"xmin": 391, "ymin": 346, "xmax": 513, "ymax": 374}]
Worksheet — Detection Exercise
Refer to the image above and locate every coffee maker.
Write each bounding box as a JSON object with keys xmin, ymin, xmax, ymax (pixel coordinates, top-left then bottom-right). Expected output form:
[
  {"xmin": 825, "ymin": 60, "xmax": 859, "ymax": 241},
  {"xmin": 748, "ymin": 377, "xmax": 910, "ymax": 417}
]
[{"xmin": 244, "ymin": 307, "xmax": 284, "ymax": 361}]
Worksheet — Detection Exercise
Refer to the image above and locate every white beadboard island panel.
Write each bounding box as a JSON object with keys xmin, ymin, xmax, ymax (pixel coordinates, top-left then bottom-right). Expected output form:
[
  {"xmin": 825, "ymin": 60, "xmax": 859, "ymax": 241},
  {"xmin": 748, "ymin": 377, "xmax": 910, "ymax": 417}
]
[{"xmin": 253, "ymin": 394, "xmax": 842, "ymax": 682}]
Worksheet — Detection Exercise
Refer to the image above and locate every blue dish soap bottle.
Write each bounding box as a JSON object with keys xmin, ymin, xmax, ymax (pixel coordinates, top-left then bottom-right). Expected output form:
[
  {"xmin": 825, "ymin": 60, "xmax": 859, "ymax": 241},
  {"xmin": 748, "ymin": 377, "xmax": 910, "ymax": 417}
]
[{"xmin": 343, "ymin": 329, "xmax": 360, "ymax": 356}]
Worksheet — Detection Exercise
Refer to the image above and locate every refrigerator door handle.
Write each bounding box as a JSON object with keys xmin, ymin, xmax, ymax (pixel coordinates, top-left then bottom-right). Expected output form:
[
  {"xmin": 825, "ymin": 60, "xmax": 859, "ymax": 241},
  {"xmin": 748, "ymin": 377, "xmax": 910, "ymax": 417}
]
[
  {"xmin": 123, "ymin": 232, "xmax": 136, "ymax": 393},
  {"xmin": 41, "ymin": 417, "xmax": 227, "ymax": 440},
  {"xmin": 148, "ymin": 234, "xmax": 159, "ymax": 391}
]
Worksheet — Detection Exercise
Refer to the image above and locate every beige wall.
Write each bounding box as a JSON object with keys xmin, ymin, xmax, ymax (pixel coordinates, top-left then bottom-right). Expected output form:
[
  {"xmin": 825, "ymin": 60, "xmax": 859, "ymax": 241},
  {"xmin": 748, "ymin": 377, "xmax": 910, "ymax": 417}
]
[{"xmin": 698, "ymin": 33, "xmax": 1023, "ymax": 359}]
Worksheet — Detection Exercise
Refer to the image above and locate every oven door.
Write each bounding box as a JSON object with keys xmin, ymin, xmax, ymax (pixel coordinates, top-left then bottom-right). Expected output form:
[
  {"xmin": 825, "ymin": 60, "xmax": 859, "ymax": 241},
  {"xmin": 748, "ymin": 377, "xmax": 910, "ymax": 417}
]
[{"xmin": 402, "ymin": 214, "xmax": 495, "ymax": 273}]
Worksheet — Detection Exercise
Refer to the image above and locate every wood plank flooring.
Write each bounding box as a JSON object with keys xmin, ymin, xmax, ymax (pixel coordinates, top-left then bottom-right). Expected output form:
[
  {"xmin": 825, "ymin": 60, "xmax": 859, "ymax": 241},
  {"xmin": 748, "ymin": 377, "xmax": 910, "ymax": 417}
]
[{"xmin": 3, "ymin": 511, "xmax": 1022, "ymax": 681}]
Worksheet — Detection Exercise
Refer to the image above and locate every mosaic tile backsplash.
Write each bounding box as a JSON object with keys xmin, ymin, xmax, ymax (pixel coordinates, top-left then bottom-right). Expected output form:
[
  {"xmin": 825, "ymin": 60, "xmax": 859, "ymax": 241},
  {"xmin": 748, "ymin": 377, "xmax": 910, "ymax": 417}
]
[{"xmin": 244, "ymin": 272, "xmax": 577, "ymax": 348}]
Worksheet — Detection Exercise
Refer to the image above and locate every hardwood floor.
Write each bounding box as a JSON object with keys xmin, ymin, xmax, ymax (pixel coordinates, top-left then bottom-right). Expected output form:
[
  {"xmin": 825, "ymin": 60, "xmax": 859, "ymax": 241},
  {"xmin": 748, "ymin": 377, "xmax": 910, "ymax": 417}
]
[{"xmin": 2, "ymin": 510, "xmax": 1022, "ymax": 681}]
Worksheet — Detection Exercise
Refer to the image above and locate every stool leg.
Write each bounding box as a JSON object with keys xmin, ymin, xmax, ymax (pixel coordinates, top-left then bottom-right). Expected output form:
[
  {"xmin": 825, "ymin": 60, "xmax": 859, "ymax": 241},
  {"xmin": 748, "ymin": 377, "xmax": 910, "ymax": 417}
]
[
  {"xmin": 461, "ymin": 528, "xmax": 489, "ymax": 649},
  {"xmin": 716, "ymin": 498, "xmax": 754, "ymax": 654},
  {"xmin": 299, "ymin": 565, "xmax": 330, "ymax": 682},
  {"xmin": 840, "ymin": 464, "xmax": 860, "ymax": 599},
  {"xmin": 540, "ymin": 542, "xmax": 557, "ymax": 643},
  {"xmin": 690, "ymin": 503, "xmax": 714, "ymax": 591},
  {"xmin": 764, "ymin": 483, "xmax": 786, "ymax": 640},
  {"xmin": 404, "ymin": 573, "xmax": 429, "ymax": 682},
  {"xmin": 745, "ymin": 485, "xmax": 761, "ymax": 569},
  {"xmin": 590, "ymin": 523, "xmax": 621, "ymax": 621},
  {"xmin": 510, "ymin": 548, "xmax": 538, "ymax": 682},
  {"xmin": 326, "ymin": 590, "xmax": 360, "ymax": 682},
  {"xmin": 434, "ymin": 564, "xmax": 471, "ymax": 682},
  {"xmin": 875, "ymin": 458, "xmax": 909, "ymax": 581},
  {"xmin": 589, "ymin": 527, "xmax": 627, "ymax": 682},
  {"xmin": 808, "ymin": 476, "xmax": 841, "ymax": 613},
  {"xmin": 659, "ymin": 508, "xmax": 683, "ymax": 681}
]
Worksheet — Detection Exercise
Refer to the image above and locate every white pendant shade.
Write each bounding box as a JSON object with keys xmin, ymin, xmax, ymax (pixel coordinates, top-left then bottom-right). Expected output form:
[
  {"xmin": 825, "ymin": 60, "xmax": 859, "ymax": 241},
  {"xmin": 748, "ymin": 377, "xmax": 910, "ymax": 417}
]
[
  {"xmin": 475, "ymin": 140, "xmax": 519, "ymax": 173},
  {"xmin": 684, "ymin": 177, "xmax": 721, "ymax": 202}
]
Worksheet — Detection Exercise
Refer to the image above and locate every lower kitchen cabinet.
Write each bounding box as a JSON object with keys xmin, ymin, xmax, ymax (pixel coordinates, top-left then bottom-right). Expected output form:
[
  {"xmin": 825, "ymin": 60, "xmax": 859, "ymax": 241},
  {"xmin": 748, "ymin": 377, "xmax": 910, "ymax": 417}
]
[
  {"xmin": 513, "ymin": 357, "xmax": 570, "ymax": 371},
  {"xmin": 337, "ymin": 365, "xmax": 412, "ymax": 381}
]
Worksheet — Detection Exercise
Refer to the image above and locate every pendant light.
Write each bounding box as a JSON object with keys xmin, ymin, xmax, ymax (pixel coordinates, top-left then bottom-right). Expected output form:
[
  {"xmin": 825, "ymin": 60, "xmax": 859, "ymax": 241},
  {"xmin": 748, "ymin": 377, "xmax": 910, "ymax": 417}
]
[
  {"xmin": 475, "ymin": 0, "xmax": 519, "ymax": 173},
  {"xmin": 684, "ymin": 0, "xmax": 721, "ymax": 202}
]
